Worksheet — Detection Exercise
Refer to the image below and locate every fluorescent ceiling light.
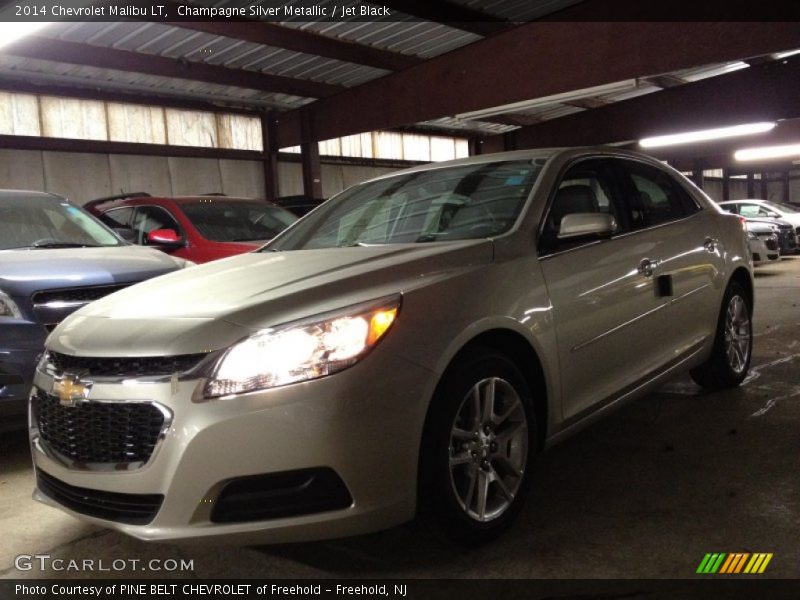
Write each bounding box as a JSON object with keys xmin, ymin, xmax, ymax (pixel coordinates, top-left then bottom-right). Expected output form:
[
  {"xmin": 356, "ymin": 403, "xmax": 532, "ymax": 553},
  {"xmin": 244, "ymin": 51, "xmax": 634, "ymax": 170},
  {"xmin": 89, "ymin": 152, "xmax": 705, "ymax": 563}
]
[
  {"xmin": 774, "ymin": 49, "xmax": 800, "ymax": 59},
  {"xmin": 455, "ymin": 80, "xmax": 638, "ymax": 121},
  {"xmin": 0, "ymin": 22, "xmax": 52, "ymax": 50},
  {"xmin": 639, "ymin": 121, "xmax": 776, "ymax": 148},
  {"xmin": 735, "ymin": 143, "xmax": 800, "ymax": 162}
]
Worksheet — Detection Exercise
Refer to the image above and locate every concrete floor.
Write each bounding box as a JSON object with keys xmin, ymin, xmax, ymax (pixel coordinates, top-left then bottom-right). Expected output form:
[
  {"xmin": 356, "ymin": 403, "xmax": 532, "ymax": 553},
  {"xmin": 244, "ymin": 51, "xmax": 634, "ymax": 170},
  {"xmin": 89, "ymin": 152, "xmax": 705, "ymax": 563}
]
[{"xmin": 2, "ymin": 258, "xmax": 799, "ymax": 580}]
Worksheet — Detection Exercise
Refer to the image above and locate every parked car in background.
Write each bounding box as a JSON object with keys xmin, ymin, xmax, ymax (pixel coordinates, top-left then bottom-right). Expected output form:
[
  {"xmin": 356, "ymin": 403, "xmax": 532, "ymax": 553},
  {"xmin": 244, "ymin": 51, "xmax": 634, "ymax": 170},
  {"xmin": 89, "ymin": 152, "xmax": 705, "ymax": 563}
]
[
  {"xmin": 273, "ymin": 195, "xmax": 326, "ymax": 217},
  {"xmin": 718, "ymin": 199, "xmax": 800, "ymax": 254},
  {"xmin": 744, "ymin": 220, "xmax": 780, "ymax": 265},
  {"xmin": 85, "ymin": 194, "xmax": 298, "ymax": 264},
  {"xmin": 32, "ymin": 149, "xmax": 753, "ymax": 545},
  {"xmin": 0, "ymin": 190, "xmax": 192, "ymax": 431}
]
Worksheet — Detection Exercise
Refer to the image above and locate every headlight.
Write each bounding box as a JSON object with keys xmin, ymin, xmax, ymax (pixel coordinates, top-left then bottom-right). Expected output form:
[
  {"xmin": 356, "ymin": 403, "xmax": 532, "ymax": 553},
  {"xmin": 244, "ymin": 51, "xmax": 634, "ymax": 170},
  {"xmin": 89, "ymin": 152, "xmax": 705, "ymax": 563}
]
[
  {"xmin": 204, "ymin": 295, "xmax": 400, "ymax": 398},
  {"xmin": 0, "ymin": 289, "xmax": 22, "ymax": 319}
]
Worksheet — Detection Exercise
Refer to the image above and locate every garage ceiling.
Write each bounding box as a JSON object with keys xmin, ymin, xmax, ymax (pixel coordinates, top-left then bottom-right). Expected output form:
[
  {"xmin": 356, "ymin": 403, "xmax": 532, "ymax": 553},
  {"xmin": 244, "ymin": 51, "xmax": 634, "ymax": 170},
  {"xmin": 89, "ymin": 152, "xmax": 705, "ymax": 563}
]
[{"xmin": 0, "ymin": 1, "xmax": 798, "ymax": 146}]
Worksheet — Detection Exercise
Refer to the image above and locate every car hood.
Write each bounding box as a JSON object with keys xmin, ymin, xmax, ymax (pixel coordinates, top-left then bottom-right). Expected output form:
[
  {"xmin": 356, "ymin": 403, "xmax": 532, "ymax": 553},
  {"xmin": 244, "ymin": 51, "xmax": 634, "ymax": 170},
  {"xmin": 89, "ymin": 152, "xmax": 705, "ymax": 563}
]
[
  {"xmin": 0, "ymin": 245, "xmax": 183, "ymax": 297},
  {"xmin": 48, "ymin": 240, "xmax": 493, "ymax": 357}
]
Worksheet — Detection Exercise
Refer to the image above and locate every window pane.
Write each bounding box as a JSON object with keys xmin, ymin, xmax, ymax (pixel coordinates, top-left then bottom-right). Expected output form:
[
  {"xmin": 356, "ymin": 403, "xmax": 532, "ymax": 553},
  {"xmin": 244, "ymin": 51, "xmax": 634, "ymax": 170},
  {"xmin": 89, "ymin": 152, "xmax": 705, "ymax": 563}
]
[
  {"xmin": 373, "ymin": 131, "xmax": 403, "ymax": 160},
  {"xmin": 402, "ymin": 134, "xmax": 431, "ymax": 162},
  {"xmin": 430, "ymin": 136, "xmax": 456, "ymax": 162},
  {"xmin": 455, "ymin": 139, "xmax": 469, "ymax": 158},
  {"xmin": 0, "ymin": 92, "xmax": 40, "ymax": 136},
  {"xmin": 166, "ymin": 109, "xmax": 217, "ymax": 147},
  {"xmin": 217, "ymin": 114, "xmax": 262, "ymax": 151},
  {"xmin": 41, "ymin": 97, "xmax": 107, "ymax": 141},
  {"xmin": 107, "ymin": 103, "xmax": 166, "ymax": 144},
  {"xmin": 319, "ymin": 138, "xmax": 341, "ymax": 156}
]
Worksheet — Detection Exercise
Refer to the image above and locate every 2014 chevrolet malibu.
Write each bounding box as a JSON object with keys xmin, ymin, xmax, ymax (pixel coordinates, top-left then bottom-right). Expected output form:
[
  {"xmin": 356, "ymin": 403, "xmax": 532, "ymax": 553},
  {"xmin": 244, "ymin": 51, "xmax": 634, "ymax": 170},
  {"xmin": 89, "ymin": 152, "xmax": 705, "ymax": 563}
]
[{"xmin": 31, "ymin": 149, "xmax": 753, "ymax": 544}]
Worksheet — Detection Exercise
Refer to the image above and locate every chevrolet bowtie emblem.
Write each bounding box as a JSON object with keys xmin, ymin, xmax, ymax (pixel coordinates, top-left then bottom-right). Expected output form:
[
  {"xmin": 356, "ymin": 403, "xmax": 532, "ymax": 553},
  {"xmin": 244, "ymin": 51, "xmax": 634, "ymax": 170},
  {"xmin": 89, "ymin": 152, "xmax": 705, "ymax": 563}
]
[{"xmin": 52, "ymin": 373, "xmax": 93, "ymax": 407}]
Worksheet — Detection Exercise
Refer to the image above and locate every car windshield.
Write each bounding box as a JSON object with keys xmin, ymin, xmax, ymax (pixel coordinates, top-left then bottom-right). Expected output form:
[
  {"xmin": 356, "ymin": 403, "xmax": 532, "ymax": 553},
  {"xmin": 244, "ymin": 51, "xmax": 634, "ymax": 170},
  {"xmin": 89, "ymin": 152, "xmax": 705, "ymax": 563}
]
[
  {"xmin": 181, "ymin": 200, "xmax": 298, "ymax": 242},
  {"xmin": 764, "ymin": 201, "xmax": 800, "ymax": 214},
  {"xmin": 0, "ymin": 195, "xmax": 122, "ymax": 250},
  {"xmin": 268, "ymin": 160, "xmax": 542, "ymax": 250}
]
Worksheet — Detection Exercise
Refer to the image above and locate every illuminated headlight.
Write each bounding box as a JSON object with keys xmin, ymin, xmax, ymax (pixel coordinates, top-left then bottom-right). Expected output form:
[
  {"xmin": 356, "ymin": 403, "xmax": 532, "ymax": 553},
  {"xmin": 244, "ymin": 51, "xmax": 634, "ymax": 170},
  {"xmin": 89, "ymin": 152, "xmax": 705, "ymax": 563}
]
[
  {"xmin": 0, "ymin": 289, "xmax": 22, "ymax": 319},
  {"xmin": 205, "ymin": 295, "xmax": 400, "ymax": 398}
]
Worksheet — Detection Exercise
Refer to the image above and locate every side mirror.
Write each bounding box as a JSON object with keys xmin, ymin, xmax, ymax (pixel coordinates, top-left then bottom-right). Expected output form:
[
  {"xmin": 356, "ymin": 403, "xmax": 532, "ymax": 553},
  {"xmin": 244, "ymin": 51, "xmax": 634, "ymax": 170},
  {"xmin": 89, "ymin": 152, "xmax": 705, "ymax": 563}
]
[
  {"xmin": 113, "ymin": 227, "xmax": 136, "ymax": 243},
  {"xmin": 147, "ymin": 229, "xmax": 183, "ymax": 246},
  {"xmin": 558, "ymin": 213, "xmax": 616, "ymax": 240}
]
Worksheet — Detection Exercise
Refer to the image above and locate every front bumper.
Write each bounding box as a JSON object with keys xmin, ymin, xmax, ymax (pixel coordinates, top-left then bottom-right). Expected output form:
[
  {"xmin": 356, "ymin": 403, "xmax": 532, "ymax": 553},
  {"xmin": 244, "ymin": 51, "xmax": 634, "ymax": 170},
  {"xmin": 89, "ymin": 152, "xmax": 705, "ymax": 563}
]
[
  {"xmin": 0, "ymin": 320, "xmax": 46, "ymax": 431},
  {"xmin": 31, "ymin": 350, "xmax": 436, "ymax": 544}
]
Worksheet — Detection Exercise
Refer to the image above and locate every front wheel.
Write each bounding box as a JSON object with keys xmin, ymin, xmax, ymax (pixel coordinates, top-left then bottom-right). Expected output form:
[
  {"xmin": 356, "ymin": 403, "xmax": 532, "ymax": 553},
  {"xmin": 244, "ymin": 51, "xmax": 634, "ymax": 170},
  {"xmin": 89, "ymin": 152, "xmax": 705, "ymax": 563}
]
[
  {"xmin": 419, "ymin": 348, "xmax": 537, "ymax": 545},
  {"xmin": 690, "ymin": 281, "xmax": 753, "ymax": 390}
]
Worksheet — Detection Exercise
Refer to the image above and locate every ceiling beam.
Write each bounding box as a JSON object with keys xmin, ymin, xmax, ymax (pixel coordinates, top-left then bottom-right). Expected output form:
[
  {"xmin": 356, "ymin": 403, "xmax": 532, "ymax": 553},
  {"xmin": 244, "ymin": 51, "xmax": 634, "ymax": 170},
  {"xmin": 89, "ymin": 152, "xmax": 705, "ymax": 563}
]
[
  {"xmin": 506, "ymin": 57, "xmax": 800, "ymax": 150},
  {"xmin": 643, "ymin": 74, "xmax": 687, "ymax": 89},
  {"xmin": 541, "ymin": 0, "xmax": 800, "ymax": 20},
  {"xmin": 170, "ymin": 20, "xmax": 421, "ymax": 72},
  {"xmin": 378, "ymin": 0, "xmax": 511, "ymax": 36},
  {"xmin": 275, "ymin": 22, "xmax": 800, "ymax": 147},
  {"xmin": 2, "ymin": 36, "xmax": 345, "ymax": 99}
]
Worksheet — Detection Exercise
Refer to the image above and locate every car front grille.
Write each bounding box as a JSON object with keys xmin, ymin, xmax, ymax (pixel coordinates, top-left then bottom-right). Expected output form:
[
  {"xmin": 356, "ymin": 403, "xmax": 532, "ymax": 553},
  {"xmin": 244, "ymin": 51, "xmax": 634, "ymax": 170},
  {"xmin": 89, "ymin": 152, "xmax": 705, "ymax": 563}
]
[
  {"xmin": 32, "ymin": 284, "xmax": 132, "ymax": 307},
  {"xmin": 32, "ymin": 390, "xmax": 168, "ymax": 467},
  {"xmin": 37, "ymin": 469, "xmax": 163, "ymax": 525},
  {"xmin": 765, "ymin": 238, "xmax": 779, "ymax": 251},
  {"xmin": 48, "ymin": 351, "xmax": 207, "ymax": 378}
]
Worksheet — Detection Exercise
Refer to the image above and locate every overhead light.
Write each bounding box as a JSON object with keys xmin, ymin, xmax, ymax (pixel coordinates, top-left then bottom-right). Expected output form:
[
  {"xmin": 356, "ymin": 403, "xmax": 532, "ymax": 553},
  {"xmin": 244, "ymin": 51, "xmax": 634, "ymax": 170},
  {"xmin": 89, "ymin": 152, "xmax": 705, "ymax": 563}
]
[
  {"xmin": 0, "ymin": 23, "xmax": 52, "ymax": 50},
  {"xmin": 639, "ymin": 122, "xmax": 776, "ymax": 149},
  {"xmin": 455, "ymin": 80, "xmax": 638, "ymax": 121},
  {"xmin": 774, "ymin": 49, "xmax": 800, "ymax": 59},
  {"xmin": 735, "ymin": 143, "xmax": 800, "ymax": 162}
]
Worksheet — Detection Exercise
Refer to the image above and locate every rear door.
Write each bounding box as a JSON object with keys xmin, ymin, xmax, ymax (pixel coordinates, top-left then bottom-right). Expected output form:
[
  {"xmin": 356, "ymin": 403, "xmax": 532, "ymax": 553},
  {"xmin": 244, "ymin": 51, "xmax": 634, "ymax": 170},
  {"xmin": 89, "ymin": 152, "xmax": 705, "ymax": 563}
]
[
  {"xmin": 538, "ymin": 158, "xmax": 673, "ymax": 420},
  {"xmin": 616, "ymin": 159, "xmax": 724, "ymax": 357}
]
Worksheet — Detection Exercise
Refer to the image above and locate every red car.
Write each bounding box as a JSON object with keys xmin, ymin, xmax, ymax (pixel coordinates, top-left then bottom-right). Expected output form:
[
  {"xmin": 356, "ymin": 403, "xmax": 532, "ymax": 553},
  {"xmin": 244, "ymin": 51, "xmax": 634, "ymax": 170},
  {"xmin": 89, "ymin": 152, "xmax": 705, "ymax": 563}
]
[{"xmin": 85, "ymin": 193, "xmax": 298, "ymax": 263}]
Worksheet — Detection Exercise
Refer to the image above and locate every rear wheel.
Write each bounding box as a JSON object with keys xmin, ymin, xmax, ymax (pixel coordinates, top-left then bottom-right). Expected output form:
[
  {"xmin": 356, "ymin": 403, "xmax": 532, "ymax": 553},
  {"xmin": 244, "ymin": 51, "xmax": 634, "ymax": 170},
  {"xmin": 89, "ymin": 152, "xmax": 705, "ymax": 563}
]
[
  {"xmin": 690, "ymin": 281, "xmax": 752, "ymax": 390},
  {"xmin": 419, "ymin": 348, "xmax": 537, "ymax": 545}
]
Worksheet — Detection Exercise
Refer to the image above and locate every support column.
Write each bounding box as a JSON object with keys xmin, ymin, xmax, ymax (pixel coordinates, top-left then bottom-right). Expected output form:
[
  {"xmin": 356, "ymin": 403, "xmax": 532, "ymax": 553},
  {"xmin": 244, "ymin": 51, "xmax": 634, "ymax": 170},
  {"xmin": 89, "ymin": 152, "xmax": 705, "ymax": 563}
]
[
  {"xmin": 760, "ymin": 172, "xmax": 769, "ymax": 199},
  {"xmin": 722, "ymin": 168, "xmax": 731, "ymax": 201},
  {"xmin": 746, "ymin": 172, "xmax": 755, "ymax": 197},
  {"xmin": 300, "ymin": 112, "xmax": 322, "ymax": 199},
  {"xmin": 782, "ymin": 168, "xmax": 791, "ymax": 204},
  {"xmin": 261, "ymin": 112, "xmax": 279, "ymax": 201},
  {"xmin": 692, "ymin": 160, "xmax": 704, "ymax": 189},
  {"xmin": 468, "ymin": 137, "xmax": 484, "ymax": 156}
]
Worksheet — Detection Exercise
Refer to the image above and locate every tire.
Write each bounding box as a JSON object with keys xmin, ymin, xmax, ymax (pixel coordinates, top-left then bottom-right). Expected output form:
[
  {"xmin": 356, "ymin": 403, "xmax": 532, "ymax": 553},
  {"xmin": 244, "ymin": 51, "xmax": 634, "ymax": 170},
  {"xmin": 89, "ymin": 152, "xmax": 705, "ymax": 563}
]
[
  {"xmin": 690, "ymin": 281, "xmax": 753, "ymax": 390},
  {"xmin": 419, "ymin": 347, "xmax": 537, "ymax": 545}
]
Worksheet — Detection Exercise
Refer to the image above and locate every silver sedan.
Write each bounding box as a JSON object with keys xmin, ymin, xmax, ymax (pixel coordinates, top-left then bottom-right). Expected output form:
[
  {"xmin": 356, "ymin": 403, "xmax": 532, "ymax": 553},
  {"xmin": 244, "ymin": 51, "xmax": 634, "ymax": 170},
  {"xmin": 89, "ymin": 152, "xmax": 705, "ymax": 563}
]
[{"xmin": 31, "ymin": 148, "xmax": 753, "ymax": 545}]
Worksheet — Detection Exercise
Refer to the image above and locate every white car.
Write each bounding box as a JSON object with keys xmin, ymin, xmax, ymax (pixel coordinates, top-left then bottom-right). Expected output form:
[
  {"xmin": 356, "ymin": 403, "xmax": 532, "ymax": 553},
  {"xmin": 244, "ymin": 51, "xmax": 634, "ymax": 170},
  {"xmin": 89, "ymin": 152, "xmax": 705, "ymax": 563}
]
[
  {"xmin": 745, "ymin": 220, "xmax": 780, "ymax": 265},
  {"xmin": 719, "ymin": 199, "xmax": 800, "ymax": 250},
  {"xmin": 30, "ymin": 148, "xmax": 753, "ymax": 545}
]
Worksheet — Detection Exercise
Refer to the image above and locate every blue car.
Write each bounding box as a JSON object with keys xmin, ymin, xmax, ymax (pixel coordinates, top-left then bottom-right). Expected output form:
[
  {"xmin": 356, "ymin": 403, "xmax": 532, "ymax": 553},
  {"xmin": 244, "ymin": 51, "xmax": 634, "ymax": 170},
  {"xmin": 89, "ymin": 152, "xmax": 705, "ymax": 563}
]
[{"xmin": 0, "ymin": 190, "xmax": 192, "ymax": 431}]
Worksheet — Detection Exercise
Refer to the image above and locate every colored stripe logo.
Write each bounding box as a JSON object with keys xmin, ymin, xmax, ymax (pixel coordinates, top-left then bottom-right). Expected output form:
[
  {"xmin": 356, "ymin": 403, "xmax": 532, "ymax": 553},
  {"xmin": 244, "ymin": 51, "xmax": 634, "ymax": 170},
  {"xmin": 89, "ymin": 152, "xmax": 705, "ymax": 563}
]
[{"xmin": 697, "ymin": 553, "xmax": 773, "ymax": 574}]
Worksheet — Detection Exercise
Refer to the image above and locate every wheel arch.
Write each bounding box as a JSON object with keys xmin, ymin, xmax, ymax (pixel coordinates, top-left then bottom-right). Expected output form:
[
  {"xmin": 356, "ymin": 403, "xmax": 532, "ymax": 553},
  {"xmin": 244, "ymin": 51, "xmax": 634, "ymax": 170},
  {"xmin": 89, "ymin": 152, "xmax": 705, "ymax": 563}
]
[
  {"xmin": 423, "ymin": 327, "xmax": 550, "ymax": 451},
  {"xmin": 729, "ymin": 266, "xmax": 754, "ymax": 311}
]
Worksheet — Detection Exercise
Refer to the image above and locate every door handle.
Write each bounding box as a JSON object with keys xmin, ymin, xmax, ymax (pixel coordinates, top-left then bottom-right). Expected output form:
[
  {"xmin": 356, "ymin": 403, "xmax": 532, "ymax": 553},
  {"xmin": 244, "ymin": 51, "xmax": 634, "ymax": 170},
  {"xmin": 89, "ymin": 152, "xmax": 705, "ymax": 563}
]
[
  {"xmin": 638, "ymin": 258, "xmax": 660, "ymax": 277},
  {"xmin": 704, "ymin": 237, "xmax": 719, "ymax": 252}
]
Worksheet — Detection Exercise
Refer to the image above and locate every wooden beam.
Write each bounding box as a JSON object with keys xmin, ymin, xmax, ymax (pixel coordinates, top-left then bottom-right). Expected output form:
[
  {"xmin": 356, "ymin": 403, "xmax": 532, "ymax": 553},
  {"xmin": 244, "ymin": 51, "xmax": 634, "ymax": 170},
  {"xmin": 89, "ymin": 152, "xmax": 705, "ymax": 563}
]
[
  {"xmin": 261, "ymin": 113, "xmax": 279, "ymax": 201},
  {"xmin": 300, "ymin": 114, "xmax": 323, "ymax": 199},
  {"xmin": 275, "ymin": 22, "xmax": 800, "ymax": 147},
  {"xmin": 379, "ymin": 0, "xmax": 510, "ymax": 36},
  {"xmin": 171, "ymin": 20, "xmax": 421, "ymax": 72},
  {"xmin": 2, "ymin": 36, "xmax": 345, "ymax": 99}
]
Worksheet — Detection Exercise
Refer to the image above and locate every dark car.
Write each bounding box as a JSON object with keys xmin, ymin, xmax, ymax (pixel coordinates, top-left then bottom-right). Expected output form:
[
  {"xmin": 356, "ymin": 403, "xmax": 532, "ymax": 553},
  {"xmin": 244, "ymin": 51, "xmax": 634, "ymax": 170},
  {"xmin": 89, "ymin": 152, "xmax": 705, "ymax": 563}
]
[
  {"xmin": 0, "ymin": 190, "xmax": 191, "ymax": 431},
  {"xmin": 85, "ymin": 193, "xmax": 297, "ymax": 264},
  {"xmin": 273, "ymin": 195, "xmax": 326, "ymax": 217}
]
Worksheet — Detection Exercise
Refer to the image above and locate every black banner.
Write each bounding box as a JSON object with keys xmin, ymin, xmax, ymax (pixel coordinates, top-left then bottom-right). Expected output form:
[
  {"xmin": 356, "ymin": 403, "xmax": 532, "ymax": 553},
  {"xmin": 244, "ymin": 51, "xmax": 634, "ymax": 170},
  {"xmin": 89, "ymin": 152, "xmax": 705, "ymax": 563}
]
[
  {"xmin": 1, "ymin": 0, "xmax": 800, "ymax": 22},
  {"xmin": 3, "ymin": 579, "xmax": 800, "ymax": 600}
]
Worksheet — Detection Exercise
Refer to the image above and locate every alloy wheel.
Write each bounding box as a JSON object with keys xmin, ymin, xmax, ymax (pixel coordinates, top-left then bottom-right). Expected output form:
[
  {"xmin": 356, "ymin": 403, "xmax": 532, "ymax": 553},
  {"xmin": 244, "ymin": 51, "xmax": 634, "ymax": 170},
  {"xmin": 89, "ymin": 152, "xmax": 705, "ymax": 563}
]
[
  {"xmin": 724, "ymin": 294, "xmax": 751, "ymax": 375},
  {"xmin": 448, "ymin": 377, "xmax": 528, "ymax": 522}
]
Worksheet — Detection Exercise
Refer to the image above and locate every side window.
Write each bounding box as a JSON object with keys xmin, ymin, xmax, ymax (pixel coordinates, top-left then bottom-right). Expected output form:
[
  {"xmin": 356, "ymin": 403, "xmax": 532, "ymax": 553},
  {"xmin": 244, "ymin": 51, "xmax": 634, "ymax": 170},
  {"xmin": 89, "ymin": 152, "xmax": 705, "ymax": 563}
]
[
  {"xmin": 100, "ymin": 207, "xmax": 134, "ymax": 229},
  {"xmin": 738, "ymin": 204, "xmax": 761, "ymax": 218},
  {"xmin": 719, "ymin": 204, "xmax": 739, "ymax": 215},
  {"xmin": 625, "ymin": 163, "xmax": 700, "ymax": 227},
  {"xmin": 132, "ymin": 206, "xmax": 182, "ymax": 246},
  {"xmin": 540, "ymin": 159, "xmax": 625, "ymax": 253}
]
